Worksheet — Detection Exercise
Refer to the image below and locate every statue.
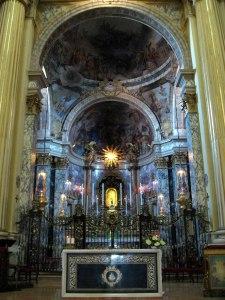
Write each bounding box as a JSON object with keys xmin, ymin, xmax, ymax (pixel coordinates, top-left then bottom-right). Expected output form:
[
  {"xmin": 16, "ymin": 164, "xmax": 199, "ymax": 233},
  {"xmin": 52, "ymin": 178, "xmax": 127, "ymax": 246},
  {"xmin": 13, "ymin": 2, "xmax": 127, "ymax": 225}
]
[
  {"xmin": 125, "ymin": 143, "xmax": 139, "ymax": 163},
  {"xmin": 84, "ymin": 141, "xmax": 97, "ymax": 166}
]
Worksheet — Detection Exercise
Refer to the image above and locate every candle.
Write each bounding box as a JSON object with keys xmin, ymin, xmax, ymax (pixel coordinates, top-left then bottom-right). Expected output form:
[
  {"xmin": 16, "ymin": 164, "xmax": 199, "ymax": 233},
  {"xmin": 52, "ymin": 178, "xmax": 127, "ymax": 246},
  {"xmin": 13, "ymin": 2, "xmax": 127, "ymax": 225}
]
[
  {"xmin": 140, "ymin": 183, "xmax": 143, "ymax": 206},
  {"xmin": 81, "ymin": 184, "xmax": 84, "ymax": 206},
  {"xmin": 129, "ymin": 183, "xmax": 132, "ymax": 204},
  {"xmin": 119, "ymin": 183, "xmax": 122, "ymax": 206},
  {"xmin": 71, "ymin": 237, "xmax": 75, "ymax": 244},
  {"xmin": 102, "ymin": 183, "xmax": 105, "ymax": 206},
  {"xmin": 92, "ymin": 183, "xmax": 95, "ymax": 205}
]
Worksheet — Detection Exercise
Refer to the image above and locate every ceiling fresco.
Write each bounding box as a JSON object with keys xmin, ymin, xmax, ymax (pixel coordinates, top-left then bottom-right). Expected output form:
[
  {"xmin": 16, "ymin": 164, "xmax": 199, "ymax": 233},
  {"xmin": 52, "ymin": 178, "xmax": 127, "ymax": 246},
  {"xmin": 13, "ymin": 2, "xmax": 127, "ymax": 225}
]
[
  {"xmin": 69, "ymin": 101, "xmax": 154, "ymax": 156},
  {"xmin": 44, "ymin": 17, "xmax": 173, "ymax": 83},
  {"xmin": 141, "ymin": 82, "xmax": 173, "ymax": 139}
]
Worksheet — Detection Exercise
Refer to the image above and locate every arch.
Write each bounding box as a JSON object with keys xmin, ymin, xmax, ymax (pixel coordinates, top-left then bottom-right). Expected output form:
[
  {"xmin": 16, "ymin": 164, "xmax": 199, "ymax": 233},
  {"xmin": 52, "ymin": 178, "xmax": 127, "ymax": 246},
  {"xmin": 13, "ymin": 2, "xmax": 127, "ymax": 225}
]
[
  {"xmin": 62, "ymin": 92, "xmax": 162, "ymax": 144},
  {"xmin": 31, "ymin": 3, "xmax": 191, "ymax": 70}
]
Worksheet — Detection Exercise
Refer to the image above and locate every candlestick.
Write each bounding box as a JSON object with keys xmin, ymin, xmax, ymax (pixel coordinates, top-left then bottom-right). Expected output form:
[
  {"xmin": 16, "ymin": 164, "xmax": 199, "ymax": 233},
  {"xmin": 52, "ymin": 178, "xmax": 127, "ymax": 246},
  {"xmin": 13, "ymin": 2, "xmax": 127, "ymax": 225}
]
[
  {"xmin": 81, "ymin": 184, "xmax": 84, "ymax": 206},
  {"xmin": 102, "ymin": 183, "xmax": 105, "ymax": 206},
  {"xmin": 119, "ymin": 183, "xmax": 122, "ymax": 206}
]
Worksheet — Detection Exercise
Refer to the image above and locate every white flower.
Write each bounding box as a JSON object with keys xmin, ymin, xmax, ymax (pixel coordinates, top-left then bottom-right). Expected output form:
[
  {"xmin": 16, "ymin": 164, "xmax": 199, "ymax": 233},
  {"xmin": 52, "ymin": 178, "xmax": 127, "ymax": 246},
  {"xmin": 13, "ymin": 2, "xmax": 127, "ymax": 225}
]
[
  {"xmin": 160, "ymin": 240, "xmax": 166, "ymax": 246},
  {"xmin": 152, "ymin": 235, "xmax": 158, "ymax": 241},
  {"xmin": 146, "ymin": 239, "xmax": 152, "ymax": 245},
  {"xmin": 155, "ymin": 242, "xmax": 160, "ymax": 247}
]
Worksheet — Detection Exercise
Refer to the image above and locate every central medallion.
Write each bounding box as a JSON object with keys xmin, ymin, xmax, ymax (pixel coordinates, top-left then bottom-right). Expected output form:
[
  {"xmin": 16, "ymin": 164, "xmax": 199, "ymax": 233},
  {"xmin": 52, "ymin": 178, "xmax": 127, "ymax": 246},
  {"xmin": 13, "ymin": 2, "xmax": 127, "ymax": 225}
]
[{"xmin": 101, "ymin": 266, "xmax": 122, "ymax": 288}]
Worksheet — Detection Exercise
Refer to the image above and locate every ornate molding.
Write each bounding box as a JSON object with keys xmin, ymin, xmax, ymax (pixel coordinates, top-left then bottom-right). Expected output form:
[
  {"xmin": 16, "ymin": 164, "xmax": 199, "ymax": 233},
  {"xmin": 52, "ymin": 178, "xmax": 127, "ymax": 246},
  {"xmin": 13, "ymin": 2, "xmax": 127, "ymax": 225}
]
[
  {"xmin": 31, "ymin": 3, "xmax": 191, "ymax": 70},
  {"xmin": 176, "ymin": 69, "xmax": 198, "ymax": 113},
  {"xmin": 154, "ymin": 157, "xmax": 168, "ymax": 168},
  {"xmin": 26, "ymin": 93, "xmax": 42, "ymax": 115},
  {"xmin": 36, "ymin": 153, "xmax": 52, "ymax": 165},
  {"xmin": 54, "ymin": 157, "xmax": 69, "ymax": 169},
  {"xmin": 182, "ymin": 92, "xmax": 197, "ymax": 113}
]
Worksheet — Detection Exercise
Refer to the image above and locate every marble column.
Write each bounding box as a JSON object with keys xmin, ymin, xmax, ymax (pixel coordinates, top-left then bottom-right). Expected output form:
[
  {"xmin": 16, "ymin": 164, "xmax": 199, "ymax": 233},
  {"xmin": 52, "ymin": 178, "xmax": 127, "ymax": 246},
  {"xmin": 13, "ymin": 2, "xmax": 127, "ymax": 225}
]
[
  {"xmin": 0, "ymin": 0, "xmax": 28, "ymax": 237},
  {"xmin": 35, "ymin": 153, "xmax": 52, "ymax": 210},
  {"xmin": 154, "ymin": 157, "xmax": 170, "ymax": 215},
  {"xmin": 52, "ymin": 157, "xmax": 68, "ymax": 257},
  {"xmin": 129, "ymin": 164, "xmax": 139, "ymax": 214},
  {"xmin": 18, "ymin": 94, "xmax": 42, "ymax": 212},
  {"xmin": 54, "ymin": 157, "xmax": 69, "ymax": 216},
  {"xmin": 7, "ymin": 1, "xmax": 40, "ymax": 235},
  {"xmin": 83, "ymin": 166, "xmax": 93, "ymax": 214},
  {"xmin": 185, "ymin": 2, "xmax": 218, "ymax": 229},
  {"xmin": 177, "ymin": 70, "xmax": 208, "ymax": 214},
  {"xmin": 171, "ymin": 152, "xmax": 190, "ymax": 212},
  {"xmin": 194, "ymin": 0, "xmax": 225, "ymax": 231}
]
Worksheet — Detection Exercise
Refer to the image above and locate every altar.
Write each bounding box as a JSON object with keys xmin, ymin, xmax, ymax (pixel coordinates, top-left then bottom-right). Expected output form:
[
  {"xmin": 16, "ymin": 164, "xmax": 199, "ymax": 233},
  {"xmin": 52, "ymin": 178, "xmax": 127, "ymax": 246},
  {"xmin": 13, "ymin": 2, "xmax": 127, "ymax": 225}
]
[{"xmin": 62, "ymin": 249, "xmax": 163, "ymax": 298}]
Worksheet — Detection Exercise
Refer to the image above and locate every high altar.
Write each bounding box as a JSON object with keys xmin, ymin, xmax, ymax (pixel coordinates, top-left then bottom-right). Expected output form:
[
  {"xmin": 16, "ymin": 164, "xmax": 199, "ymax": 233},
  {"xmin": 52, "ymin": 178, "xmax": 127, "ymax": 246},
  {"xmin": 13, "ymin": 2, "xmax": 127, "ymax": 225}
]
[{"xmin": 62, "ymin": 249, "xmax": 162, "ymax": 298}]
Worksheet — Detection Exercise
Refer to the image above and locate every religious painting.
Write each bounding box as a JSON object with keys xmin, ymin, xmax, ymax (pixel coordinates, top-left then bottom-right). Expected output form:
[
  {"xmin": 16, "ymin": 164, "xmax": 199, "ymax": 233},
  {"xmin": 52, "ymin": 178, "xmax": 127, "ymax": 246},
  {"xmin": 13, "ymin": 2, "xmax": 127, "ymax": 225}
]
[
  {"xmin": 44, "ymin": 17, "xmax": 173, "ymax": 84},
  {"xmin": 106, "ymin": 188, "xmax": 118, "ymax": 208},
  {"xmin": 69, "ymin": 101, "xmax": 153, "ymax": 156}
]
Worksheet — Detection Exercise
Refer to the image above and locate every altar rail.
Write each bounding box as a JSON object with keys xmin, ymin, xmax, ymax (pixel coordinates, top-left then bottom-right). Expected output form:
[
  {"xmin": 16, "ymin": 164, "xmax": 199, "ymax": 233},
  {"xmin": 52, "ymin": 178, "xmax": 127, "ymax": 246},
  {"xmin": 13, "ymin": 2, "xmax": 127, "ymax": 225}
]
[{"xmin": 17, "ymin": 210, "xmax": 208, "ymax": 276}]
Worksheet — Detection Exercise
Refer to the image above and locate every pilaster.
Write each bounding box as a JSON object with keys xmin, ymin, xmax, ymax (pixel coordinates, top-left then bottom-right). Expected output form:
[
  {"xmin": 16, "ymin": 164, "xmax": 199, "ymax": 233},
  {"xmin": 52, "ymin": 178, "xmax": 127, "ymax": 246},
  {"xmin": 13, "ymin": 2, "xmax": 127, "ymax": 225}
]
[
  {"xmin": 176, "ymin": 70, "xmax": 208, "ymax": 211},
  {"xmin": 18, "ymin": 93, "xmax": 42, "ymax": 212},
  {"xmin": 154, "ymin": 157, "xmax": 170, "ymax": 215},
  {"xmin": 0, "ymin": 0, "xmax": 27, "ymax": 236},
  {"xmin": 194, "ymin": 0, "xmax": 225, "ymax": 231}
]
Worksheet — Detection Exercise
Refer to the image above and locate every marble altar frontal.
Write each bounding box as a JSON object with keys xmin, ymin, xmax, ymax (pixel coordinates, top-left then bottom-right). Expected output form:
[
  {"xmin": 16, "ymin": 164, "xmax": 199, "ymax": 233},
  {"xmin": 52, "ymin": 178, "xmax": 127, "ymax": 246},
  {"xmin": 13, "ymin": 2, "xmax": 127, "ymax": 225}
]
[{"xmin": 62, "ymin": 249, "xmax": 163, "ymax": 298}]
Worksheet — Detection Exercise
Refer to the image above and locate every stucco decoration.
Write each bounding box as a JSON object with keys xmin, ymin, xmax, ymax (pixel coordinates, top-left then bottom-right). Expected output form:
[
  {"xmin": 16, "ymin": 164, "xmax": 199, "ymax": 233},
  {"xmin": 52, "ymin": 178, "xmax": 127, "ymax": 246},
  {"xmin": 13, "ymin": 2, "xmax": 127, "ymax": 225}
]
[
  {"xmin": 69, "ymin": 101, "xmax": 154, "ymax": 156},
  {"xmin": 32, "ymin": 3, "xmax": 191, "ymax": 70}
]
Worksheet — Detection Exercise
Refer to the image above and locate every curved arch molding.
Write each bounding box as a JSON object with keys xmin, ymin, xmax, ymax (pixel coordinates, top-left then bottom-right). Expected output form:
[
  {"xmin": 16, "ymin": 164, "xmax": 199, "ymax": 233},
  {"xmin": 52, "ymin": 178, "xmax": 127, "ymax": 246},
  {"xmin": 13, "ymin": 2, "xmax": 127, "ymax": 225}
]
[
  {"xmin": 62, "ymin": 92, "xmax": 162, "ymax": 143},
  {"xmin": 31, "ymin": 1, "xmax": 191, "ymax": 70}
]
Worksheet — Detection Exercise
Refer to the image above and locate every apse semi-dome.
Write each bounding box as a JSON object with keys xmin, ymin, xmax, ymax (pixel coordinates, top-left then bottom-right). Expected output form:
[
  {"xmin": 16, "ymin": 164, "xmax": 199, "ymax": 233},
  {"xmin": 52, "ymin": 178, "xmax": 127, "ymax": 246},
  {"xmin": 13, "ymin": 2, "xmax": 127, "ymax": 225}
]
[{"xmin": 69, "ymin": 101, "xmax": 154, "ymax": 157}]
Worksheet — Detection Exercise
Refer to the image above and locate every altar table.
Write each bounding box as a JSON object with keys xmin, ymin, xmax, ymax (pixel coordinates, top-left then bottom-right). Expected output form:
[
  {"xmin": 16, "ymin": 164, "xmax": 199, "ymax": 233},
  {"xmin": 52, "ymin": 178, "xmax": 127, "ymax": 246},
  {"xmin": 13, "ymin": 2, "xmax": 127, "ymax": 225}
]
[{"xmin": 62, "ymin": 249, "xmax": 163, "ymax": 298}]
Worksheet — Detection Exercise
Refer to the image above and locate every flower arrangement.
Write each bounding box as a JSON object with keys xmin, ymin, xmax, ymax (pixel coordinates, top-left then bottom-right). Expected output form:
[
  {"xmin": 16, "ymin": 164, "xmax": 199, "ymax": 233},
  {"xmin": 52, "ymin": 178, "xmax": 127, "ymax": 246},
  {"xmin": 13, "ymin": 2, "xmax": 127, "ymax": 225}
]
[{"xmin": 145, "ymin": 235, "xmax": 166, "ymax": 248}]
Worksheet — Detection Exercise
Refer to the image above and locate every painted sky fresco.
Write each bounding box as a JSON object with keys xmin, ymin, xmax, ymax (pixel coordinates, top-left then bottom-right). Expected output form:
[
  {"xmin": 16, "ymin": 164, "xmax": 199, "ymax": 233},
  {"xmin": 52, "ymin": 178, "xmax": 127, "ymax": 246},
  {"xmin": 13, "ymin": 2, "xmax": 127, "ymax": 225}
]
[
  {"xmin": 44, "ymin": 17, "xmax": 172, "ymax": 83},
  {"xmin": 69, "ymin": 101, "xmax": 153, "ymax": 156}
]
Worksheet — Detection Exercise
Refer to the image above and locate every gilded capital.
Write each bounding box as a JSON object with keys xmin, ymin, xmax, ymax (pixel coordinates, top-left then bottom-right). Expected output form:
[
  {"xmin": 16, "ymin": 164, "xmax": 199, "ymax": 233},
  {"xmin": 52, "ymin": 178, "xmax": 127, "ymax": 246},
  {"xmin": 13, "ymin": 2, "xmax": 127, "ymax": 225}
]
[
  {"xmin": 171, "ymin": 152, "xmax": 188, "ymax": 165},
  {"xmin": 36, "ymin": 153, "xmax": 52, "ymax": 165},
  {"xmin": 54, "ymin": 157, "xmax": 69, "ymax": 169},
  {"xmin": 182, "ymin": 92, "xmax": 198, "ymax": 113},
  {"xmin": 154, "ymin": 157, "xmax": 168, "ymax": 169},
  {"xmin": 26, "ymin": 93, "xmax": 42, "ymax": 115}
]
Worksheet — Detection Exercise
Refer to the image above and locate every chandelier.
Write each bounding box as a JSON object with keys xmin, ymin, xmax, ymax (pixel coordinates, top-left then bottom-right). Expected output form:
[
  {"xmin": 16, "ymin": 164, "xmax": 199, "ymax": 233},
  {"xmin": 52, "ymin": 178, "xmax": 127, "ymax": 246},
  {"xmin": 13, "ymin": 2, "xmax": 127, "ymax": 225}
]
[{"xmin": 102, "ymin": 146, "xmax": 121, "ymax": 168}]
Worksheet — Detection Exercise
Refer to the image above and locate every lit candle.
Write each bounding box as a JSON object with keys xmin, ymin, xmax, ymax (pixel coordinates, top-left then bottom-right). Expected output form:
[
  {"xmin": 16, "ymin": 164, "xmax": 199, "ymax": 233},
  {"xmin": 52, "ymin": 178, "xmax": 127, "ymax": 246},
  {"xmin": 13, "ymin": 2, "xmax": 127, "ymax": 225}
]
[
  {"xmin": 140, "ymin": 183, "xmax": 143, "ymax": 206},
  {"xmin": 129, "ymin": 183, "xmax": 132, "ymax": 204},
  {"xmin": 81, "ymin": 184, "xmax": 84, "ymax": 206},
  {"xmin": 92, "ymin": 183, "xmax": 95, "ymax": 205},
  {"xmin": 119, "ymin": 183, "xmax": 122, "ymax": 206},
  {"xmin": 102, "ymin": 183, "xmax": 105, "ymax": 206}
]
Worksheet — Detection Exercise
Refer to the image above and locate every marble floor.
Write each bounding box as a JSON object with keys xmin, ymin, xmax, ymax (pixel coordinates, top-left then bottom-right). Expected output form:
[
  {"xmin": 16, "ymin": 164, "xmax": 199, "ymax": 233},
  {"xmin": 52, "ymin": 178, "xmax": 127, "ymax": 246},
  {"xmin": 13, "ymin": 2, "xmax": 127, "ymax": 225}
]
[{"xmin": 0, "ymin": 277, "xmax": 223, "ymax": 300}]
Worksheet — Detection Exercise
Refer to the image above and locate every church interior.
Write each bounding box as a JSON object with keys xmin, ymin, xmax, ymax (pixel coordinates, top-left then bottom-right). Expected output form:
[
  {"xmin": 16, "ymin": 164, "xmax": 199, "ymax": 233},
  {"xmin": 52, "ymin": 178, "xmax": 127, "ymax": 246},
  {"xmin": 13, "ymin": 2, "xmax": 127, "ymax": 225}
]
[{"xmin": 0, "ymin": 0, "xmax": 225, "ymax": 299}]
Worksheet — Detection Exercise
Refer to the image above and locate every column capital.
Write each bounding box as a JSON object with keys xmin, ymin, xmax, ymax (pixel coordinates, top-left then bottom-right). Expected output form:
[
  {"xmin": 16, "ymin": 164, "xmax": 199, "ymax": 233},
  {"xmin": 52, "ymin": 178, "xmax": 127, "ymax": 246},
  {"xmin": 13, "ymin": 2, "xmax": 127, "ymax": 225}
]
[
  {"xmin": 171, "ymin": 152, "xmax": 188, "ymax": 164},
  {"xmin": 182, "ymin": 92, "xmax": 198, "ymax": 113},
  {"xmin": 36, "ymin": 153, "xmax": 52, "ymax": 165},
  {"xmin": 54, "ymin": 157, "xmax": 69, "ymax": 169},
  {"xmin": 26, "ymin": 93, "xmax": 42, "ymax": 115},
  {"xmin": 154, "ymin": 157, "xmax": 168, "ymax": 169},
  {"xmin": 28, "ymin": 70, "xmax": 48, "ymax": 97}
]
